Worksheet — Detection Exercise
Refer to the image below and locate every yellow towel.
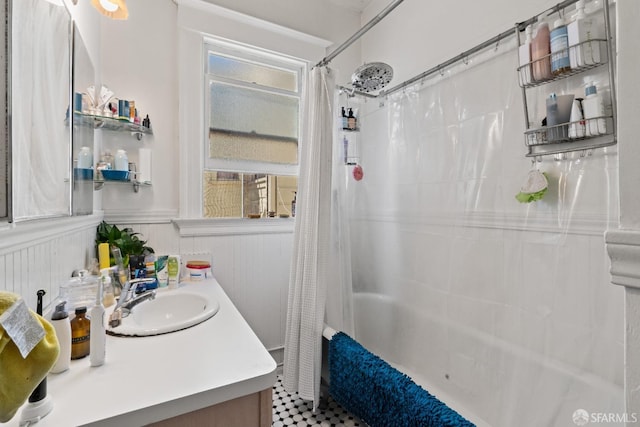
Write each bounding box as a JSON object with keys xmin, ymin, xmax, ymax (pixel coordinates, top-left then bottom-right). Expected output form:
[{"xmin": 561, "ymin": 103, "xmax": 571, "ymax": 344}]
[{"xmin": 0, "ymin": 291, "xmax": 60, "ymax": 423}]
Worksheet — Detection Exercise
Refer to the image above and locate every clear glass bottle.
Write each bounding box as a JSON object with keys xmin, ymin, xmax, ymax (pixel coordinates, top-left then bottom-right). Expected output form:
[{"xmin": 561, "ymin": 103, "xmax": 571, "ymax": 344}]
[{"xmin": 70, "ymin": 306, "xmax": 91, "ymax": 359}]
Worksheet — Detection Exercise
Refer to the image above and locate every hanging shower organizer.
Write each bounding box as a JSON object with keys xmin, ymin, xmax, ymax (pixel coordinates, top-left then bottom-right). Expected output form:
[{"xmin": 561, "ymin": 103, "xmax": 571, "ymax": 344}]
[{"xmin": 516, "ymin": 0, "xmax": 617, "ymax": 158}]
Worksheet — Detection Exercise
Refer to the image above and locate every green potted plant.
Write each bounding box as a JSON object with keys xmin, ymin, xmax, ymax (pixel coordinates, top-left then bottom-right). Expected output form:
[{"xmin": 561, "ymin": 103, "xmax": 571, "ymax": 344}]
[{"xmin": 95, "ymin": 220, "xmax": 154, "ymax": 268}]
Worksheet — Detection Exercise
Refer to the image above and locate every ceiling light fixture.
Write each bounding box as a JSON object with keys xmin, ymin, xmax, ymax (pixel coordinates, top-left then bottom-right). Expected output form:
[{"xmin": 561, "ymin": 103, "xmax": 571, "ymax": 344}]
[{"xmin": 91, "ymin": 0, "xmax": 128, "ymax": 20}]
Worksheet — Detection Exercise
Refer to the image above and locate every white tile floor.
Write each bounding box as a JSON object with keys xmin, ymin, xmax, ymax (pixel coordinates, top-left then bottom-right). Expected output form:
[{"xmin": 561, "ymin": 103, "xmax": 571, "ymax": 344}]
[{"xmin": 272, "ymin": 376, "xmax": 365, "ymax": 427}]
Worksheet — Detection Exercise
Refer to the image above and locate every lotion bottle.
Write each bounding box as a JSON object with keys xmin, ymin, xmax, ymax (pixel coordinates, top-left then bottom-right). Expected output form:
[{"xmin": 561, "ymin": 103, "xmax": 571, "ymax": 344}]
[
  {"xmin": 50, "ymin": 302, "xmax": 71, "ymax": 373},
  {"xmin": 518, "ymin": 25, "xmax": 533, "ymax": 86},
  {"xmin": 90, "ymin": 277, "xmax": 106, "ymax": 367}
]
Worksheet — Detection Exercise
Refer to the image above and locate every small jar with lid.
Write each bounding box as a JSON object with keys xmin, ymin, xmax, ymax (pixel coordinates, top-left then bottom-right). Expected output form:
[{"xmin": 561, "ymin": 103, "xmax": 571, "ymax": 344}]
[{"xmin": 71, "ymin": 306, "xmax": 91, "ymax": 359}]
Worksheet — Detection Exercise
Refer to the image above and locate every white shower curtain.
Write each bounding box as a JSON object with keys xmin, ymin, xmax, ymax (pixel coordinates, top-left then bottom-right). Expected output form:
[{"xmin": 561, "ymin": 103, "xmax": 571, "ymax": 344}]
[{"xmin": 283, "ymin": 66, "xmax": 344, "ymax": 408}]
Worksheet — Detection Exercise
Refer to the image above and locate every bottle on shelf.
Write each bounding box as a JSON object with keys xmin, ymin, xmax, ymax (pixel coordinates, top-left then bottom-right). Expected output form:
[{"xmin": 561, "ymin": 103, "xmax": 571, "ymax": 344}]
[
  {"xmin": 567, "ymin": 0, "xmax": 602, "ymax": 68},
  {"xmin": 114, "ymin": 149, "xmax": 128, "ymax": 171},
  {"xmin": 347, "ymin": 108, "xmax": 357, "ymax": 130},
  {"xmin": 518, "ymin": 25, "xmax": 533, "ymax": 86},
  {"xmin": 341, "ymin": 107, "xmax": 348, "ymax": 129},
  {"xmin": 531, "ymin": 21, "xmax": 552, "ymax": 81},
  {"xmin": 583, "ymin": 82, "xmax": 607, "ymax": 136},
  {"xmin": 550, "ymin": 17, "xmax": 570, "ymax": 75},
  {"xmin": 291, "ymin": 192, "xmax": 296, "ymax": 217},
  {"xmin": 568, "ymin": 98, "xmax": 586, "ymax": 139}
]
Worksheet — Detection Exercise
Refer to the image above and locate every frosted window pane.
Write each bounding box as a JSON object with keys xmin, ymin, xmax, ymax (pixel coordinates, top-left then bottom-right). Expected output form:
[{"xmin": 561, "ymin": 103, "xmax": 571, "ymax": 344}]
[
  {"xmin": 209, "ymin": 82, "xmax": 298, "ymax": 164},
  {"xmin": 208, "ymin": 54, "xmax": 297, "ymax": 92}
]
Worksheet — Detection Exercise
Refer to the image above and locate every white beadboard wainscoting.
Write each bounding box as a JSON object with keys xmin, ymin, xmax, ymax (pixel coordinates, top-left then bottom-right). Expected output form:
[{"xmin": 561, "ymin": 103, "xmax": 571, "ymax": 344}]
[
  {"xmin": 113, "ymin": 219, "xmax": 294, "ymax": 366},
  {"xmin": 0, "ymin": 214, "xmax": 102, "ymax": 312}
]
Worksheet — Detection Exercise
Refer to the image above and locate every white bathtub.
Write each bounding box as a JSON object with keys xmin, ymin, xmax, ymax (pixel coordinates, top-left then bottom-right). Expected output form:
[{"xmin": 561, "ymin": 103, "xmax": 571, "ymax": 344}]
[{"xmin": 352, "ymin": 292, "xmax": 624, "ymax": 427}]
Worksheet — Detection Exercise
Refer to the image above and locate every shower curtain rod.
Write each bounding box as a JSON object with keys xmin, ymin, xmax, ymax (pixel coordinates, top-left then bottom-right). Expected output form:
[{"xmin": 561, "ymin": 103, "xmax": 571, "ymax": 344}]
[
  {"xmin": 315, "ymin": 0, "xmax": 405, "ymax": 68},
  {"xmin": 377, "ymin": 0, "xmax": 582, "ymax": 98}
]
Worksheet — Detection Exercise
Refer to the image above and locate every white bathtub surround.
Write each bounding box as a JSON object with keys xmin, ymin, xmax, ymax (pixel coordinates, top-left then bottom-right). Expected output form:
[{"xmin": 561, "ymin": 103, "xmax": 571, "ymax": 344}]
[
  {"xmin": 348, "ymin": 27, "xmax": 622, "ymax": 426},
  {"xmin": 284, "ymin": 66, "xmax": 335, "ymax": 409},
  {"xmin": 4, "ymin": 278, "xmax": 276, "ymax": 427}
]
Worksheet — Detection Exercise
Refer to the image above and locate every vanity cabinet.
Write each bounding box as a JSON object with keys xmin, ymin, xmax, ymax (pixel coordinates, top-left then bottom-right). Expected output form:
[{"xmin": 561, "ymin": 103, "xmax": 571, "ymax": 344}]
[
  {"xmin": 516, "ymin": 0, "xmax": 616, "ymax": 158},
  {"xmin": 149, "ymin": 388, "xmax": 272, "ymax": 427}
]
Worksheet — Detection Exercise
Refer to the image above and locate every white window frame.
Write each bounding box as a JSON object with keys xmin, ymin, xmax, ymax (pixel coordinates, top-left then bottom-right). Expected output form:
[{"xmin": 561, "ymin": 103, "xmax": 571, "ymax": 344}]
[{"xmin": 175, "ymin": 0, "xmax": 331, "ymax": 221}]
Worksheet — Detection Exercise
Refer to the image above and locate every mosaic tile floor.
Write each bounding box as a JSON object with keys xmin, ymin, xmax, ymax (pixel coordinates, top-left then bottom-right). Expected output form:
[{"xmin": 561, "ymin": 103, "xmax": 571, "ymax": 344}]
[{"xmin": 272, "ymin": 375, "xmax": 365, "ymax": 427}]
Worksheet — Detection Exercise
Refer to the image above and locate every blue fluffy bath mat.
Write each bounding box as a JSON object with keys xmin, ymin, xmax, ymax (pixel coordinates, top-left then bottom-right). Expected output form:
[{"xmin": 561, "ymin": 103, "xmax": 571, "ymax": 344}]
[{"xmin": 329, "ymin": 332, "xmax": 475, "ymax": 427}]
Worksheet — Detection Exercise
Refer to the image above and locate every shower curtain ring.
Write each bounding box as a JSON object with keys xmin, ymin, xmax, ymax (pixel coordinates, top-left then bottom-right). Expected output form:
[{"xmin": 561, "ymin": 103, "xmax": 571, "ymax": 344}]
[
  {"xmin": 463, "ymin": 56, "xmax": 469, "ymax": 65},
  {"xmin": 494, "ymin": 40, "xmax": 500, "ymax": 52},
  {"xmin": 438, "ymin": 67, "xmax": 444, "ymax": 77}
]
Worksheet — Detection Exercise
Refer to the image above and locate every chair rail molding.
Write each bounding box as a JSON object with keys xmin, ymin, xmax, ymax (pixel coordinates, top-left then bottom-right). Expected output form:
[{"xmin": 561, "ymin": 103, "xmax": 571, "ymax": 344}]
[{"xmin": 606, "ymin": 230, "xmax": 640, "ymax": 290}]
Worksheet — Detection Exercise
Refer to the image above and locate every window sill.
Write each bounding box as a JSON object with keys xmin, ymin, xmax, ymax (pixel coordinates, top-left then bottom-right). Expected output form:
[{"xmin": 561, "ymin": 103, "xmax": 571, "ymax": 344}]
[{"xmin": 173, "ymin": 217, "xmax": 295, "ymax": 237}]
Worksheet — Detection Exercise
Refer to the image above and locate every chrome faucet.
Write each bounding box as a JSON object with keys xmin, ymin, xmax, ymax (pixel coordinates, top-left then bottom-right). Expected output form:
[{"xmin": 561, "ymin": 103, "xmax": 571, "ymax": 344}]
[{"xmin": 115, "ymin": 278, "xmax": 157, "ymax": 317}]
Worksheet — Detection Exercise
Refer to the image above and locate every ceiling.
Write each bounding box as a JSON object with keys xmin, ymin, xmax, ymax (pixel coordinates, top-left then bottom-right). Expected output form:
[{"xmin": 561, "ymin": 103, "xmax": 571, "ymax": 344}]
[{"xmin": 326, "ymin": 0, "xmax": 374, "ymax": 13}]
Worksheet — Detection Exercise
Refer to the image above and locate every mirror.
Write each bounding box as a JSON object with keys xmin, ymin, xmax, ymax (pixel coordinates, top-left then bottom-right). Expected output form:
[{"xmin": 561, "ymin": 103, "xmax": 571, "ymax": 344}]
[
  {"xmin": 72, "ymin": 25, "xmax": 95, "ymax": 215},
  {"xmin": 10, "ymin": 0, "xmax": 72, "ymax": 221}
]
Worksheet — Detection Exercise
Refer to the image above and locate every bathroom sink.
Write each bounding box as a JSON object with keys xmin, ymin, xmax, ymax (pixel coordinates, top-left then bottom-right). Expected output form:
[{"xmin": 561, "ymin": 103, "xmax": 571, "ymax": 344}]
[{"xmin": 107, "ymin": 286, "xmax": 220, "ymax": 337}]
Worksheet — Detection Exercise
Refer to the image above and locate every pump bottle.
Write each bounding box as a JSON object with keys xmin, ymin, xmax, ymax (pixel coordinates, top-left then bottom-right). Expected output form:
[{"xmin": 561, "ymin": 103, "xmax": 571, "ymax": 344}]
[{"xmin": 50, "ymin": 302, "xmax": 71, "ymax": 373}]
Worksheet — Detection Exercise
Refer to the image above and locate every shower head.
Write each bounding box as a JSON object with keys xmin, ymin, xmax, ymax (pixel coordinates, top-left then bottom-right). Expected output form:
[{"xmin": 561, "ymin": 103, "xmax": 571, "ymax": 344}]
[{"xmin": 351, "ymin": 62, "xmax": 393, "ymax": 93}]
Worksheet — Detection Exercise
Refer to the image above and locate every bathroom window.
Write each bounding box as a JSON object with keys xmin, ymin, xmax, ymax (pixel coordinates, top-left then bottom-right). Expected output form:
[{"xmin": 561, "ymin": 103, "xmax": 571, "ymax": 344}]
[{"xmin": 203, "ymin": 40, "xmax": 304, "ymax": 218}]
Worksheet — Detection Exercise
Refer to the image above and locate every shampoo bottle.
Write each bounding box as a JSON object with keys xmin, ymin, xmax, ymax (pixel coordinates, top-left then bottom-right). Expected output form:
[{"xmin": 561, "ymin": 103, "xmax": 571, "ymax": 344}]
[
  {"xmin": 567, "ymin": 0, "xmax": 602, "ymax": 67},
  {"xmin": 550, "ymin": 17, "xmax": 570, "ymax": 75},
  {"xmin": 583, "ymin": 83, "xmax": 606, "ymax": 136},
  {"xmin": 50, "ymin": 302, "xmax": 71, "ymax": 373},
  {"xmin": 89, "ymin": 278, "xmax": 106, "ymax": 367},
  {"xmin": 532, "ymin": 21, "xmax": 552, "ymax": 81},
  {"xmin": 518, "ymin": 25, "xmax": 533, "ymax": 86}
]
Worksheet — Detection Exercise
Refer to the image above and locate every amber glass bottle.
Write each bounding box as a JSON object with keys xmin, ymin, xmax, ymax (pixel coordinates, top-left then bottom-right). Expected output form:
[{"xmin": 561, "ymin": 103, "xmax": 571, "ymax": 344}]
[{"xmin": 71, "ymin": 306, "xmax": 91, "ymax": 359}]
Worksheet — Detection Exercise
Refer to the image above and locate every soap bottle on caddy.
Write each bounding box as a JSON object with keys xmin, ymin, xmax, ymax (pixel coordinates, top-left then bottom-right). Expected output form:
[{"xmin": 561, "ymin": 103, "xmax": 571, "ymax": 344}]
[
  {"xmin": 583, "ymin": 82, "xmax": 607, "ymax": 136},
  {"xmin": 518, "ymin": 25, "xmax": 534, "ymax": 86}
]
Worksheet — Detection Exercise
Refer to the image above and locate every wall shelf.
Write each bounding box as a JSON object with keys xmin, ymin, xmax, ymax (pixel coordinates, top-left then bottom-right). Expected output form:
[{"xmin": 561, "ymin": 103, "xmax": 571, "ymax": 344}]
[
  {"xmin": 73, "ymin": 112, "xmax": 153, "ymax": 140},
  {"xmin": 94, "ymin": 179, "xmax": 151, "ymax": 193},
  {"xmin": 516, "ymin": 0, "xmax": 617, "ymax": 158}
]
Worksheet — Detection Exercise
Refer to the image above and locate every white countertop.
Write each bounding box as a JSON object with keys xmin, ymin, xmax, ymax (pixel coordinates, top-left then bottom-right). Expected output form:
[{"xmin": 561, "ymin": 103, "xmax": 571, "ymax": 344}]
[{"xmin": 4, "ymin": 278, "xmax": 277, "ymax": 427}]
